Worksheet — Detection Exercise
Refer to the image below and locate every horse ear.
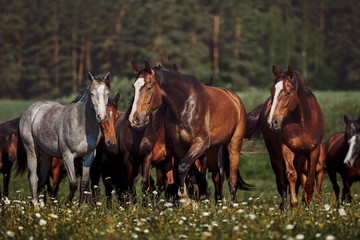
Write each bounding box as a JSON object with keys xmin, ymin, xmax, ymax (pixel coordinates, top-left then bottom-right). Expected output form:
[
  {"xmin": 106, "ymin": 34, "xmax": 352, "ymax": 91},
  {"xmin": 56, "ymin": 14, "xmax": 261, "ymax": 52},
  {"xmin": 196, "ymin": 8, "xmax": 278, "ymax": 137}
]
[
  {"xmin": 113, "ymin": 93, "xmax": 120, "ymax": 109},
  {"xmin": 104, "ymin": 72, "xmax": 111, "ymax": 88},
  {"xmin": 287, "ymin": 65, "xmax": 295, "ymax": 80},
  {"xmin": 272, "ymin": 65, "xmax": 279, "ymax": 78},
  {"xmin": 88, "ymin": 72, "xmax": 95, "ymax": 83},
  {"xmin": 344, "ymin": 114, "xmax": 350, "ymax": 124},
  {"xmin": 171, "ymin": 64, "xmax": 178, "ymax": 72},
  {"xmin": 144, "ymin": 61, "xmax": 155, "ymax": 75},
  {"xmin": 131, "ymin": 61, "xmax": 141, "ymax": 74}
]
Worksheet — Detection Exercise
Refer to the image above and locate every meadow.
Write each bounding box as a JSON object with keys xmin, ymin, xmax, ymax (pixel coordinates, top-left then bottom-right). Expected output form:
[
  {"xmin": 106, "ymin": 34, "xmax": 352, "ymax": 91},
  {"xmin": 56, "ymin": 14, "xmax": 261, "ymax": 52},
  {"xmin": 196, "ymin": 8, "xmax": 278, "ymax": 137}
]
[{"xmin": 0, "ymin": 90, "xmax": 360, "ymax": 239}]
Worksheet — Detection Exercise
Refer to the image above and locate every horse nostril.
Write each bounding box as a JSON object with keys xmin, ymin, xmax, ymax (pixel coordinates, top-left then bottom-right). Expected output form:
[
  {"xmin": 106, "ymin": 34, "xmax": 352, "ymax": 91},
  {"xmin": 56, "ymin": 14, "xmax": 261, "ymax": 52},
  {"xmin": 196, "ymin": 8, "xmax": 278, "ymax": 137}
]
[
  {"xmin": 133, "ymin": 116, "xmax": 140, "ymax": 125},
  {"xmin": 272, "ymin": 119, "xmax": 278, "ymax": 129}
]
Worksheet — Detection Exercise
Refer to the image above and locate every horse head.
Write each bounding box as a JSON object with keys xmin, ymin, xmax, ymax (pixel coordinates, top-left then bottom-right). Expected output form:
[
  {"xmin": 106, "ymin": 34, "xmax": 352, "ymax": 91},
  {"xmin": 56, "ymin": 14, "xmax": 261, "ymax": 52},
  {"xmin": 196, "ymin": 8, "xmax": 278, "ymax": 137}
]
[
  {"xmin": 88, "ymin": 72, "xmax": 111, "ymax": 123},
  {"xmin": 343, "ymin": 115, "xmax": 360, "ymax": 168},
  {"xmin": 7, "ymin": 133, "xmax": 18, "ymax": 162},
  {"xmin": 267, "ymin": 65, "xmax": 299, "ymax": 131},
  {"xmin": 101, "ymin": 93, "xmax": 120, "ymax": 147},
  {"xmin": 129, "ymin": 61, "xmax": 163, "ymax": 129}
]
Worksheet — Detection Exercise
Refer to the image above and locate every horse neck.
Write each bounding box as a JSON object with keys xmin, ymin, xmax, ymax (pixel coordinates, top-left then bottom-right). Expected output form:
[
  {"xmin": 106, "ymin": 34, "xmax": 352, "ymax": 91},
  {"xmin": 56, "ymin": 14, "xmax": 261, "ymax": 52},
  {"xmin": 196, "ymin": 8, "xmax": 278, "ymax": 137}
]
[
  {"xmin": 76, "ymin": 93, "xmax": 98, "ymax": 129},
  {"xmin": 294, "ymin": 90, "xmax": 315, "ymax": 126},
  {"xmin": 160, "ymin": 72, "xmax": 197, "ymax": 120}
]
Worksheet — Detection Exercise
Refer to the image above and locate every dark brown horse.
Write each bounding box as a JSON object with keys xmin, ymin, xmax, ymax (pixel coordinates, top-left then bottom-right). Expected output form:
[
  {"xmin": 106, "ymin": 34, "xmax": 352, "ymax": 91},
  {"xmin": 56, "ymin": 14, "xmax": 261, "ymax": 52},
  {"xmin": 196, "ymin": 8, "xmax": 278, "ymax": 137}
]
[
  {"xmin": 93, "ymin": 93, "xmax": 158, "ymax": 204},
  {"xmin": 245, "ymin": 65, "xmax": 324, "ymax": 209},
  {"xmin": 129, "ymin": 61, "xmax": 250, "ymax": 202},
  {"xmin": 326, "ymin": 115, "xmax": 360, "ymax": 202},
  {"xmin": 0, "ymin": 118, "xmax": 20, "ymax": 197}
]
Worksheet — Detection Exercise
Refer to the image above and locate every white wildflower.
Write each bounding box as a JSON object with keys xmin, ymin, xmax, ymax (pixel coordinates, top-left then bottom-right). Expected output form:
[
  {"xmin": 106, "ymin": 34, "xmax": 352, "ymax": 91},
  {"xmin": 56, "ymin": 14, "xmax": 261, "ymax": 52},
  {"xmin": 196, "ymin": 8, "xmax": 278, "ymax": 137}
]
[
  {"xmin": 324, "ymin": 204, "xmax": 330, "ymax": 211},
  {"xmin": 295, "ymin": 234, "xmax": 305, "ymax": 240},
  {"xmin": 338, "ymin": 208, "xmax": 346, "ymax": 216},
  {"xmin": 35, "ymin": 213, "xmax": 41, "ymax": 218},
  {"xmin": 6, "ymin": 231, "xmax": 15, "ymax": 237},
  {"xmin": 96, "ymin": 202, "xmax": 102, "ymax": 206},
  {"xmin": 203, "ymin": 212, "xmax": 210, "ymax": 217},
  {"xmin": 49, "ymin": 214, "xmax": 58, "ymax": 219},
  {"xmin": 326, "ymin": 235, "xmax": 335, "ymax": 240},
  {"xmin": 248, "ymin": 214, "xmax": 256, "ymax": 220},
  {"xmin": 233, "ymin": 226, "xmax": 240, "ymax": 231},
  {"xmin": 131, "ymin": 233, "xmax": 138, "ymax": 239},
  {"xmin": 39, "ymin": 219, "xmax": 47, "ymax": 226},
  {"xmin": 315, "ymin": 233, "xmax": 321, "ymax": 238},
  {"xmin": 286, "ymin": 224, "xmax": 294, "ymax": 230},
  {"xmin": 165, "ymin": 202, "xmax": 173, "ymax": 208}
]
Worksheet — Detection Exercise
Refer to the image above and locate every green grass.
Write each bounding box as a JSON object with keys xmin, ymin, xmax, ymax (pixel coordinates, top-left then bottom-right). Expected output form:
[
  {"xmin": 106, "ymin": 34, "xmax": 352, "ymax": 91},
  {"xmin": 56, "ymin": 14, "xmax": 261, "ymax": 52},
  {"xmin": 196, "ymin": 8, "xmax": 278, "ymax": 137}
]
[{"xmin": 0, "ymin": 90, "xmax": 360, "ymax": 239}]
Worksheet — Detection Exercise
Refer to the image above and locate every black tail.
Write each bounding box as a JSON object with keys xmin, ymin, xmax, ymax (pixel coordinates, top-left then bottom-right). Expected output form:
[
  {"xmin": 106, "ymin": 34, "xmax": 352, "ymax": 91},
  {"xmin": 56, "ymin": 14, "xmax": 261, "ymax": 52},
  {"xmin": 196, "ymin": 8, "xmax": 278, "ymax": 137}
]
[
  {"xmin": 244, "ymin": 102, "xmax": 265, "ymax": 140},
  {"xmin": 222, "ymin": 145, "xmax": 254, "ymax": 191},
  {"xmin": 14, "ymin": 131, "xmax": 28, "ymax": 177}
]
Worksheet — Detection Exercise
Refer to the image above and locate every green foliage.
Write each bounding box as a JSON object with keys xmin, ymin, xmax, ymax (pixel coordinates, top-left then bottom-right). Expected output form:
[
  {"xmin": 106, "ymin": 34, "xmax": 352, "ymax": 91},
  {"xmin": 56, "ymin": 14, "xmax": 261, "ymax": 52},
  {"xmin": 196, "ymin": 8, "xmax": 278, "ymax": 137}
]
[{"xmin": 0, "ymin": 0, "xmax": 360, "ymax": 99}]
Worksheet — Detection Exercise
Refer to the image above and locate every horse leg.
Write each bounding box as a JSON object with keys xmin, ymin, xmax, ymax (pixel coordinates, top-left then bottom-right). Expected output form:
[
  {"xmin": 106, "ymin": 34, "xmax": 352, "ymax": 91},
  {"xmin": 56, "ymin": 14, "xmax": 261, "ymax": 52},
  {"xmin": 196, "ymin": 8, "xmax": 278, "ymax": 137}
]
[
  {"xmin": 269, "ymin": 153, "xmax": 288, "ymax": 210},
  {"xmin": 80, "ymin": 152, "xmax": 95, "ymax": 204},
  {"xmin": 299, "ymin": 172, "xmax": 307, "ymax": 204},
  {"xmin": 281, "ymin": 144, "xmax": 298, "ymax": 207},
  {"xmin": 315, "ymin": 168, "xmax": 324, "ymax": 204},
  {"xmin": 3, "ymin": 164, "xmax": 12, "ymax": 197},
  {"xmin": 226, "ymin": 129, "xmax": 244, "ymax": 203},
  {"xmin": 62, "ymin": 152, "xmax": 78, "ymax": 206},
  {"xmin": 327, "ymin": 165, "xmax": 340, "ymax": 202},
  {"xmin": 50, "ymin": 163, "xmax": 61, "ymax": 198},
  {"xmin": 38, "ymin": 152, "xmax": 52, "ymax": 205},
  {"xmin": 178, "ymin": 137, "xmax": 209, "ymax": 198},
  {"xmin": 90, "ymin": 152, "xmax": 102, "ymax": 202},
  {"xmin": 342, "ymin": 180, "xmax": 352, "ymax": 203},
  {"xmin": 141, "ymin": 151, "xmax": 153, "ymax": 198},
  {"xmin": 304, "ymin": 145, "xmax": 320, "ymax": 207}
]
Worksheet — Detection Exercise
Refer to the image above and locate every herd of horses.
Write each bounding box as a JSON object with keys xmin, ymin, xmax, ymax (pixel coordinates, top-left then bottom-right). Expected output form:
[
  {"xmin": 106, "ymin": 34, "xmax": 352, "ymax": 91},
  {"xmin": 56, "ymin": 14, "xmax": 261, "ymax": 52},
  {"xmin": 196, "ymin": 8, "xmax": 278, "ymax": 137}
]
[{"xmin": 0, "ymin": 62, "xmax": 359, "ymax": 210}]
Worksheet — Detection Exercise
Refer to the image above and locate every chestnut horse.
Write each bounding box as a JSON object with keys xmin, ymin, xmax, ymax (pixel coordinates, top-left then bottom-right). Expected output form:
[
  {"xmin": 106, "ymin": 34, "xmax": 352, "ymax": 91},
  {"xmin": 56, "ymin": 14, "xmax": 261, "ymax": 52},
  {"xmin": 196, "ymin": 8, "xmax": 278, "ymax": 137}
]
[
  {"xmin": 0, "ymin": 118, "xmax": 20, "ymax": 197},
  {"xmin": 245, "ymin": 65, "xmax": 324, "ymax": 209},
  {"xmin": 326, "ymin": 115, "xmax": 360, "ymax": 202},
  {"xmin": 129, "ymin": 61, "xmax": 250, "ymax": 202}
]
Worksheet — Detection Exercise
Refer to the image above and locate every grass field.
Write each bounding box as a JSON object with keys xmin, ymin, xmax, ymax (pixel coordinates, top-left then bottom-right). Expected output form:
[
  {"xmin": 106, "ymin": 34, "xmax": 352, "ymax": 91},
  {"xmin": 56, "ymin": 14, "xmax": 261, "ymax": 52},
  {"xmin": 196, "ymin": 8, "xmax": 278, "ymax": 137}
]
[{"xmin": 0, "ymin": 90, "xmax": 360, "ymax": 239}]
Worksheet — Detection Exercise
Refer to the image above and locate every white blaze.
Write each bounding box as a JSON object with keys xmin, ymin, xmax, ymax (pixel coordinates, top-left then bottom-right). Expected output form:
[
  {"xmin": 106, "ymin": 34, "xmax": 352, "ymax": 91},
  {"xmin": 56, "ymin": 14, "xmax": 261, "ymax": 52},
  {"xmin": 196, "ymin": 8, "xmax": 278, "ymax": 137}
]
[
  {"xmin": 344, "ymin": 135, "xmax": 357, "ymax": 166},
  {"xmin": 130, "ymin": 77, "xmax": 145, "ymax": 120},
  {"xmin": 97, "ymin": 84, "xmax": 106, "ymax": 120},
  {"xmin": 268, "ymin": 81, "xmax": 283, "ymax": 124}
]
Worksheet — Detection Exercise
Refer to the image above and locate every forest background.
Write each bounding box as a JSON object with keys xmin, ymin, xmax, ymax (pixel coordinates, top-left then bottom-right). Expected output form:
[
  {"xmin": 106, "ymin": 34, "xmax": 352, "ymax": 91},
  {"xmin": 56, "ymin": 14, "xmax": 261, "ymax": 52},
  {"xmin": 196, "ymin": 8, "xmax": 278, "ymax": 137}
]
[{"xmin": 0, "ymin": 0, "xmax": 359, "ymax": 100}]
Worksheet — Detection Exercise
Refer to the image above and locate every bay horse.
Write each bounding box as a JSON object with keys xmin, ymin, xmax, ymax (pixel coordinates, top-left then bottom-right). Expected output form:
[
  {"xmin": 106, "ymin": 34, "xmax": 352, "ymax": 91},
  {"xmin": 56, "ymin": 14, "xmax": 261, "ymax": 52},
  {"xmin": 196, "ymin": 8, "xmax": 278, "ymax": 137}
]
[
  {"xmin": 19, "ymin": 72, "xmax": 110, "ymax": 207},
  {"xmin": 93, "ymin": 93, "xmax": 158, "ymax": 204},
  {"xmin": 0, "ymin": 117, "xmax": 20, "ymax": 197},
  {"xmin": 326, "ymin": 115, "xmax": 360, "ymax": 202},
  {"xmin": 245, "ymin": 65, "xmax": 324, "ymax": 209},
  {"xmin": 129, "ymin": 61, "xmax": 250, "ymax": 202}
]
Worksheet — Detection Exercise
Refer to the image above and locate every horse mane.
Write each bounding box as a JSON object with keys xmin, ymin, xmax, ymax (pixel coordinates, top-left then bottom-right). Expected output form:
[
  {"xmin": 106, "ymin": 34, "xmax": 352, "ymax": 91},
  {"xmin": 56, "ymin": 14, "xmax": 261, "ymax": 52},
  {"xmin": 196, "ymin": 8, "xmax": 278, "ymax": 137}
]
[
  {"xmin": 70, "ymin": 86, "xmax": 91, "ymax": 104},
  {"xmin": 294, "ymin": 71, "xmax": 313, "ymax": 97},
  {"xmin": 244, "ymin": 103, "xmax": 265, "ymax": 140}
]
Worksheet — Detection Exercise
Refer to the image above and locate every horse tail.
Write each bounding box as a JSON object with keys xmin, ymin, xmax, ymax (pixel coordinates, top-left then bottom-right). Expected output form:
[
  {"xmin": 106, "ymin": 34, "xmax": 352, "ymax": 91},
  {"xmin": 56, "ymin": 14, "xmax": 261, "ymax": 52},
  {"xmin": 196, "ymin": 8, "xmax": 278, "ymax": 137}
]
[
  {"xmin": 222, "ymin": 145, "xmax": 254, "ymax": 191},
  {"xmin": 14, "ymin": 133, "xmax": 28, "ymax": 177},
  {"xmin": 244, "ymin": 103, "xmax": 265, "ymax": 140}
]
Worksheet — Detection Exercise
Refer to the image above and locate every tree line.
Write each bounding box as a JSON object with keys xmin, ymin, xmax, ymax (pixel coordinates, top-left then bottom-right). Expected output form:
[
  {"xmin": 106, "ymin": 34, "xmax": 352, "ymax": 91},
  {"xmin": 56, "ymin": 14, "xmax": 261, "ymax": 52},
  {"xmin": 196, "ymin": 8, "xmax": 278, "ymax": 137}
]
[{"xmin": 0, "ymin": 0, "xmax": 359, "ymax": 99}]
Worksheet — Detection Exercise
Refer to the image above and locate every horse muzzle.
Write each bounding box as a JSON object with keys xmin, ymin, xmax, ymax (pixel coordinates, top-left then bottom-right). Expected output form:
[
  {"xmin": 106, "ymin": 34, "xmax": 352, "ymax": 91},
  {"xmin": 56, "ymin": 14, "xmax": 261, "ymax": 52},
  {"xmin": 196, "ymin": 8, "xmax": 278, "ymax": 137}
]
[
  {"xmin": 267, "ymin": 118, "xmax": 281, "ymax": 131},
  {"xmin": 96, "ymin": 114, "xmax": 108, "ymax": 123},
  {"xmin": 129, "ymin": 115, "xmax": 149, "ymax": 130}
]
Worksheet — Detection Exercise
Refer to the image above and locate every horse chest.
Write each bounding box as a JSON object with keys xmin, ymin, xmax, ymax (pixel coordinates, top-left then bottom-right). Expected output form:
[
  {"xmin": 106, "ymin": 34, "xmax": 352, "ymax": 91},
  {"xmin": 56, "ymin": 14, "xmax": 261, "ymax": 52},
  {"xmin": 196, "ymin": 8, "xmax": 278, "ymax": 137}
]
[{"xmin": 344, "ymin": 159, "xmax": 360, "ymax": 179}]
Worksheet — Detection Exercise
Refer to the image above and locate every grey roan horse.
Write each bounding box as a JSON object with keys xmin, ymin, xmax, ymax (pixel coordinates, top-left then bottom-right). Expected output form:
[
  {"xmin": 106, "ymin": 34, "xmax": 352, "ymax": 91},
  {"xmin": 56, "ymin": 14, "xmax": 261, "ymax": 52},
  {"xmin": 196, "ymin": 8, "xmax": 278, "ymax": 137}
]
[{"xmin": 20, "ymin": 72, "xmax": 110, "ymax": 207}]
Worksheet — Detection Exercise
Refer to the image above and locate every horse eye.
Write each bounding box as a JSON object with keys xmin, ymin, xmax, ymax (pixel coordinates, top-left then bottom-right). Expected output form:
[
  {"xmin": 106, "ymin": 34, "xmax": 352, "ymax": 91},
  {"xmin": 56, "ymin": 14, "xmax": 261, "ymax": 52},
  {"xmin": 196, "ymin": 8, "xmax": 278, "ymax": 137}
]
[
  {"xmin": 285, "ymin": 91, "xmax": 291, "ymax": 96},
  {"xmin": 146, "ymin": 87, "xmax": 152, "ymax": 92}
]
